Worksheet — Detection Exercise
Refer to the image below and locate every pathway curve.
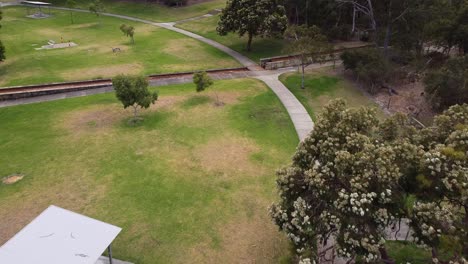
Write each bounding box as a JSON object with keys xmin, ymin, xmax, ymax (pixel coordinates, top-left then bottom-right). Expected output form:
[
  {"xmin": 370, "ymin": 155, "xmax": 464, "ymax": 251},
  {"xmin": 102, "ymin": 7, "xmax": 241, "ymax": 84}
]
[{"xmin": 3, "ymin": 4, "xmax": 314, "ymax": 141}]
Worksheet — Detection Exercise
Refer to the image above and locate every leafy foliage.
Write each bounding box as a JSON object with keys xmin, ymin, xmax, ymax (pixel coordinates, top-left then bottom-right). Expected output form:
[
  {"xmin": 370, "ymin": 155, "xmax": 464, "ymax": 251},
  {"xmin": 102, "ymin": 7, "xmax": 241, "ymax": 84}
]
[
  {"xmin": 424, "ymin": 56, "xmax": 468, "ymax": 111},
  {"xmin": 120, "ymin": 24, "xmax": 135, "ymax": 44},
  {"xmin": 112, "ymin": 75, "xmax": 158, "ymax": 119},
  {"xmin": 89, "ymin": 0, "xmax": 105, "ymax": 19},
  {"xmin": 193, "ymin": 71, "xmax": 213, "ymax": 92},
  {"xmin": 217, "ymin": 0, "xmax": 288, "ymax": 51},
  {"xmin": 271, "ymin": 99, "xmax": 468, "ymax": 263},
  {"xmin": 193, "ymin": 71, "xmax": 221, "ymax": 105}
]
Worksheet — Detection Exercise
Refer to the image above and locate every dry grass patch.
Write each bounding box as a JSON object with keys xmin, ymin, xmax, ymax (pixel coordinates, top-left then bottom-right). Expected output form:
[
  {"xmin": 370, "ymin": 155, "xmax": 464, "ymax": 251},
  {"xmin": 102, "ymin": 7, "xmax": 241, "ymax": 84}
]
[
  {"xmin": 35, "ymin": 28, "xmax": 61, "ymax": 36},
  {"xmin": 195, "ymin": 136, "xmax": 260, "ymax": 176},
  {"xmin": 0, "ymin": 167, "xmax": 109, "ymax": 245},
  {"xmin": 60, "ymin": 104, "xmax": 124, "ymax": 136},
  {"xmin": 188, "ymin": 214, "xmax": 289, "ymax": 264},
  {"xmin": 67, "ymin": 22, "xmax": 100, "ymax": 29}
]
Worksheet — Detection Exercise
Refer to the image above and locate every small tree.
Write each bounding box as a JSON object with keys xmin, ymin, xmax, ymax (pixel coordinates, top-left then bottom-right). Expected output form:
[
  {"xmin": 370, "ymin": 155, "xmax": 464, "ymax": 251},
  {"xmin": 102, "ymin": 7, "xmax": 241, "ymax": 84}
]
[
  {"xmin": 112, "ymin": 75, "xmax": 158, "ymax": 121},
  {"xmin": 119, "ymin": 24, "xmax": 135, "ymax": 44},
  {"xmin": 0, "ymin": 40, "xmax": 5, "ymax": 62},
  {"xmin": 217, "ymin": 0, "xmax": 288, "ymax": 51},
  {"xmin": 193, "ymin": 71, "xmax": 221, "ymax": 105},
  {"xmin": 89, "ymin": 0, "xmax": 105, "ymax": 25},
  {"xmin": 284, "ymin": 25, "xmax": 331, "ymax": 89},
  {"xmin": 66, "ymin": 0, "xmax": 77, "ymax": 24}
]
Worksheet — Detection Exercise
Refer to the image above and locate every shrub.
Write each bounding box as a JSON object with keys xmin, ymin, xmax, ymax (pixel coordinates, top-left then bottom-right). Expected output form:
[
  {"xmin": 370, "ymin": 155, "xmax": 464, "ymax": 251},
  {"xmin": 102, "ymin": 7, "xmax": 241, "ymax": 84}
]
[
  {"xmin": 341, "ymin": 48, "xmax": 391, "ymax": 94},
  {"xmin": 424, "ymin": 55, "xmax": 468, "ymax": 111}
]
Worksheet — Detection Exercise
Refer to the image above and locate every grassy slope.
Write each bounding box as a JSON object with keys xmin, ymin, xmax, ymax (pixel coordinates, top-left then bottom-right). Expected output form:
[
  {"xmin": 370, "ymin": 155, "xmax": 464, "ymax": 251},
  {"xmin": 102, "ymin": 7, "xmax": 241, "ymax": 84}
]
[
  {"xmin": 0, "ymin": 78, "xmax": 297, "ymax": 263},
  {"xmin": 47, "ymin": 0, "xmax": 227, "ymax": 22},
  {"xmin": 0, "ymin": 7, "xmax": 239, "ymax": 86},
  {"xmin": 279, "ymin": 70, "xmax": 386, "ymax": 120},
  {"xmin": 176, "ymin": 15, "xmax": 287, "ymax": 63}
]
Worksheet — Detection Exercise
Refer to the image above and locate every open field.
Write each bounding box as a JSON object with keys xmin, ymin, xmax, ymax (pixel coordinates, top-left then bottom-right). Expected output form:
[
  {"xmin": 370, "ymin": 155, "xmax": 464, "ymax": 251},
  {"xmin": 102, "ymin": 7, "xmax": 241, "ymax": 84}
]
[
  {"xmin": 47, "ymin": 0, "xmax": 227, "ymax": 22},
  {"xmin": 0, "ymin": 78, "xmax": 298, "ymax": 263},
  {"xmin": 280, "ymin": 68, "xmax": 386, "ymax": 120},
  {"xmin": 176, "ymin": 14, "xmax": 287, "ymax": 63},
  {"xmin": 0, "ymin": 7, "xmax": 239, "ymax": 87}
]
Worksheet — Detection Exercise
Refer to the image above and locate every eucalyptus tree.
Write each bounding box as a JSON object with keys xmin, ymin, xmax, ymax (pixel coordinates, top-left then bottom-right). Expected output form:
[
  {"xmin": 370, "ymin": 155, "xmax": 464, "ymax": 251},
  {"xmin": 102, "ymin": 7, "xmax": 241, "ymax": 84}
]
[{"xmin": 217, "ymin": 0, "xmax": 288, "ymax": 51}]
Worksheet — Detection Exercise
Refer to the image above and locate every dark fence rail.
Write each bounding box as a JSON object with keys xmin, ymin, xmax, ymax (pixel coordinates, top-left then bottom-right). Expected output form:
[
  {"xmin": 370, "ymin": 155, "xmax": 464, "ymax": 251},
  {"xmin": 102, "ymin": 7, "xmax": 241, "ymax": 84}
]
[{"xmin": 0, "ymin": 67, "xmax": 249, "ymax": 101}]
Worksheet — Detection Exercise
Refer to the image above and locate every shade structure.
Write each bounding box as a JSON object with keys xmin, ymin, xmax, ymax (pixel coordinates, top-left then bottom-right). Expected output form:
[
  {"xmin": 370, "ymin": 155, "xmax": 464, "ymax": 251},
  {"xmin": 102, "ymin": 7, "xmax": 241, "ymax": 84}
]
[
  {"xmin": 21, "ymin": 1, "xmax": 51, "ymax": 6},
  {"xmin": 0, "ymin": 205, "xmax": 121, "ymax": 264}
]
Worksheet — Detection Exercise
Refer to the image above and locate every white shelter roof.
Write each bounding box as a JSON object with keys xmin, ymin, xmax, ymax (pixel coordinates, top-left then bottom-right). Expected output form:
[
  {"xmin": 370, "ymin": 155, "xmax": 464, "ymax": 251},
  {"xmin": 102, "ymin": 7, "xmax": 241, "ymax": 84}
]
[
  {"xmin": 21, "ymin": 1, "xmax": 52, "ymax": 6},
  {"xmin": 0, "ymin": 205, "xmax": 121, "ymax": 264}
]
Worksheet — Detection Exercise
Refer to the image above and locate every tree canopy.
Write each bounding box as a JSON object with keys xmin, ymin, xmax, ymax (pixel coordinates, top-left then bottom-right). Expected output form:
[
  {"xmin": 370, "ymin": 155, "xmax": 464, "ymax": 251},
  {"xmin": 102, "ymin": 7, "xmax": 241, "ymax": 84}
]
[
  {"xmin": 120, "ymin": 24, "xmax": 135, "ymax": 44},
  {"xmin": 112, "ymin": 75, "xmax": 158, "ymax": 120},
  {"xmin": 217, "ymin": 0, "xmax": 288, "ymax": 51}
]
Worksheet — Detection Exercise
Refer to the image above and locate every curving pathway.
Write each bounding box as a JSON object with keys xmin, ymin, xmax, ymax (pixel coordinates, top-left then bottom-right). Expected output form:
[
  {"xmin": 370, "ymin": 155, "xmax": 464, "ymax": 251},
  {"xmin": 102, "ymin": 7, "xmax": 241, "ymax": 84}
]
[{"xmin": 3, "ymin": 4, "xmax": 314, "ymax": 141}]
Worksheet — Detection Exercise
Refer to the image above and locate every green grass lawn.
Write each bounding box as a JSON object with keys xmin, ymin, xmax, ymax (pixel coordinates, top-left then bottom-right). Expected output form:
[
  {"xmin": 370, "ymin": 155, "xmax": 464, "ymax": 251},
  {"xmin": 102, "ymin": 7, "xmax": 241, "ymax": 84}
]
[
  {"xmin": 47, "ymin": 0, "xmax": 227, "ymax": 22},
  {"xmin": 0, "ymin": 78, "xmax": 298, "ymax": 263},
  {"xmin": 279, "ymin": 69, "xmax": 386, "ymax": 120},
  {"xmin": 0, "ymin": 7, "xmax": 239, "ymax": 87},
  {"xmin": 176, "ymin": 14, "xmax": 287, "ymax": 63}
]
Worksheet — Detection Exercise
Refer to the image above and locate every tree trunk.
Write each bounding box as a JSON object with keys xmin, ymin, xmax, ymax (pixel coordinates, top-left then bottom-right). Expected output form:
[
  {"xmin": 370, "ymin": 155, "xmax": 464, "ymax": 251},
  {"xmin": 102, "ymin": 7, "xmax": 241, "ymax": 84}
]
[
  {"xmin": 133, "ymin": 105, "xmax": 138, "ymax": 119},
  {"xmin": 379, "ymin": 247, "xmax": 395, "ymax": 264},
  {"xmin": 301, "ymin": 59, "xmax": 306, "ymax": 89},
  {"xmin": 463, "ymin": 206, "xmax": 468, "ymax": 257},
  {"xmin": 383, "ymin": 23, "xmax": 392, "ymax": 56},
  {"xmin": 131, "ymin": 36, "xmax": 134, "ymax": 44},
  {"xmin": 246, "ymin": 32, "xmax": 253, "ymax": 52},
  {"xmin": 352, "ymin": 5, "xmax": 356, "ymax": 33}
]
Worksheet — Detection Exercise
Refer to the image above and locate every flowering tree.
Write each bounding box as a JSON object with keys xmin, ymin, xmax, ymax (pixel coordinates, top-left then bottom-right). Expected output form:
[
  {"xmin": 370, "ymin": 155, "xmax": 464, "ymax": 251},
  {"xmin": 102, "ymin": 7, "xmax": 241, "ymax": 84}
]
[
  {"xmin": 270, "ymin": 100, "xmax": 418, "ymax": 263},
  {"xmin": 271, "ymin": 100, "xmax": 468, "ymax": 263},
  {"xmin": 407, "ymin": 104, "xmax": 468, "ymax": 263}
]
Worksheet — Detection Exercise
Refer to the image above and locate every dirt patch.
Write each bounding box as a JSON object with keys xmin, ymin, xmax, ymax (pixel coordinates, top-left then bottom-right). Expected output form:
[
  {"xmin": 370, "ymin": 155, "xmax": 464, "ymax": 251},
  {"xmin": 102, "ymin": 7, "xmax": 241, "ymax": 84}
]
[
  {"xmin": 35, "ymin": 28, "xmax": 61, "ymax": 36},
  {"xmin": 60, "ymin": 63, "xmax": 143, "ymax": 80},
  {"xmin": 372, "ymin": 81, "xmax": 435, "ymax": 125},
  {"xmin": 67, "ymin": 22, "xmax": 99, "ymax": 29},
  {"xmin": 61, "ymin": 105, "xmax": 124, "ymax": 135},
  {"xmin": 2, "ymin": 174, "xmax": 24, "ymax": 185},
  {"xmin": 195, "ymin": 136, "xmax": 260, "ymax": 176}
]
